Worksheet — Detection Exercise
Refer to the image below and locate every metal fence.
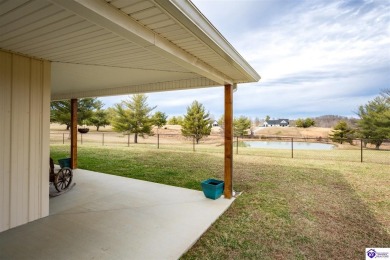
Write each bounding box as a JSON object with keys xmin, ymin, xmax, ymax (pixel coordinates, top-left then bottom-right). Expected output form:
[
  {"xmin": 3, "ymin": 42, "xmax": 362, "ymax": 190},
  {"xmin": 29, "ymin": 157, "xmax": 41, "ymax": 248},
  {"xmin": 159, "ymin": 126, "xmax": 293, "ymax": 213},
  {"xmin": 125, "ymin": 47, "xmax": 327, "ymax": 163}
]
[
  {"xmin": 50, "ymin": 132, "xmax": 389, "ymax": 165},
  {"xmin": 236, "ymin": 135, "xmax": 389, "ymax": 165}
]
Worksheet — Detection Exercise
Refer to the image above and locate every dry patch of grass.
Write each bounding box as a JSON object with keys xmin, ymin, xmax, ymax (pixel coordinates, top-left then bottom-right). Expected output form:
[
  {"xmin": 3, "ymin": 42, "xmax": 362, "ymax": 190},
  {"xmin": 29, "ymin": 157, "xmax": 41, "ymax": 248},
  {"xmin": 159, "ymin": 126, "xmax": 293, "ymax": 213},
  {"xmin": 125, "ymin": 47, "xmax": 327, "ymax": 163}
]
[
  {"xmin": 50, "ymin": 144, "xmax": 390, "ymax": 259},
  {"xmin": 254, "ymin": 127, "xmax": 331, "ymax": 138}
]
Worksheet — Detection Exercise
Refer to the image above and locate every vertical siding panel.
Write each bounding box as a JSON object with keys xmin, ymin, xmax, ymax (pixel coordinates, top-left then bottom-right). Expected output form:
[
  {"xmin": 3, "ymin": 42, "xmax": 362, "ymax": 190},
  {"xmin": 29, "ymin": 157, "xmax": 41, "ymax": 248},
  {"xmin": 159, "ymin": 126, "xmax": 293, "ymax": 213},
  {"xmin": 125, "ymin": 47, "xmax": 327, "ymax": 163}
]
[
  {"xmin": 0, "ymin": 51, "xmax": 12, "ymax": 232},
  {"xmin": 0, "ymin": 50, "xmax": 50, "ymax": 232},
  {"xmin": 41, "ymin": 60, "xmax": 51, "ymax": 218},
  {"xmin": 10, "ymin": 54, "xmax": 30, "ymax": 228},
  {"xmin": 29, "ymin": 59, "xmax": 42, "ymax": 221}
]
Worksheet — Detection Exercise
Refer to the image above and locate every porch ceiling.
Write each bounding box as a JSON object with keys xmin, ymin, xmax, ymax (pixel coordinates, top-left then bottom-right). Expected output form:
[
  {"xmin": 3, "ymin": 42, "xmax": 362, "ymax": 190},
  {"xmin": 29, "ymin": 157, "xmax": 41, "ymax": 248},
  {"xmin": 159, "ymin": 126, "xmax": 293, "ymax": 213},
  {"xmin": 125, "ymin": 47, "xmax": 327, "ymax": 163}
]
[{"xmin": 0, "ymin": 0, "xmax": 260, "ymax": 100}]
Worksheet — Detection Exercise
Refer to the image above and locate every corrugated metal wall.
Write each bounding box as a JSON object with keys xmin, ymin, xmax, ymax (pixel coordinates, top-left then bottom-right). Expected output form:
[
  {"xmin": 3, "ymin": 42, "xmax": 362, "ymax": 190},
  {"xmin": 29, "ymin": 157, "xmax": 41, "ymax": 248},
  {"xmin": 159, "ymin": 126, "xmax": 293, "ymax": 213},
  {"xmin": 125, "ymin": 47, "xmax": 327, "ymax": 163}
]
[{"xmin": 0, "ymin": 50, "xmax": 50, "ymax": 232}]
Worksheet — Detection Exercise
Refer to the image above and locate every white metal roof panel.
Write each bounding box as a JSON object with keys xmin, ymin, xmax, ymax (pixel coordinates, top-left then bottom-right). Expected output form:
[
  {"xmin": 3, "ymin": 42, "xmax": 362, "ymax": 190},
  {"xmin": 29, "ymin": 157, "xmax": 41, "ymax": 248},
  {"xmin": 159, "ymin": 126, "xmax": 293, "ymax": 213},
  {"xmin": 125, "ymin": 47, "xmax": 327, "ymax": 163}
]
[{"xmin": 0, "ymin": 0, "xmax": 259, "ymax": 100}]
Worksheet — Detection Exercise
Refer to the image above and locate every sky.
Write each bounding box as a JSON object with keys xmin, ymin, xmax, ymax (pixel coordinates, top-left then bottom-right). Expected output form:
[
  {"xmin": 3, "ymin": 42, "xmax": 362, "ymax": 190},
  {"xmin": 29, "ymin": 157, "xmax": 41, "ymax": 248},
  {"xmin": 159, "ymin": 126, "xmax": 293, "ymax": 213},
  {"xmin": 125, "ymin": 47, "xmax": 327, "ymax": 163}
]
[{"xmin": 101, "ymin": 0, "xmax": 390, "ymax": 120}]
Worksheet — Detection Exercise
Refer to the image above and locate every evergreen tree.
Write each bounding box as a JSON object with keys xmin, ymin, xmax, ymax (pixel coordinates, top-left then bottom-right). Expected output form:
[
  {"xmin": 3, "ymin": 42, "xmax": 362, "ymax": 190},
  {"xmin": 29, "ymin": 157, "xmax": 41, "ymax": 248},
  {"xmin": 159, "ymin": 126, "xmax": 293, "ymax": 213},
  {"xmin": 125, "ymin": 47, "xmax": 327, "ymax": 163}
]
[
  {"xmin": 50, "ymin": 100, "xmax": 71, "ymax": 129},
  {"xmin": 152, "ymin": 111, "xmax": 167, "ymax": 130},
  {"xmin": 50, "ymin": 98, "xmax": 102, "ymax": 129},
  {"xmin": 167, "ymin": 116, "xmax": 178, "ymax": 125},
  {"xmin": 112, "ymin": 94, "xmax": 156, "ymax": 143},
  {"xmin": 357, "ymin": 89, "xmax": 390, "ymax": 149},
  {"xmin": 78, "ymin": 98, "xmax": 102, "ymax": 126},
  {"xmin": 176, "ymin": 116, "xmax": 184, "ymax": 126},
  {"xmin": 87, "ymin": 108, "xmax": 110, "ymax": 131},
  {"xmin": 181, "ymin": 101, "xmax": 212, "ymax": 144},
  {"xmin": 265, "ymin": 115, "xmax": 270, "ymax": 122},
  {"xmin": 329, "ymin": 120, "xmax": 355, "ymax": 144},
  {"xmin": 167, "ymin": 116, "xmax": 184, "ymax": 125},
  {"xmin": 234, "ymin": 116, "xmax": 251, "ymax": 137}
]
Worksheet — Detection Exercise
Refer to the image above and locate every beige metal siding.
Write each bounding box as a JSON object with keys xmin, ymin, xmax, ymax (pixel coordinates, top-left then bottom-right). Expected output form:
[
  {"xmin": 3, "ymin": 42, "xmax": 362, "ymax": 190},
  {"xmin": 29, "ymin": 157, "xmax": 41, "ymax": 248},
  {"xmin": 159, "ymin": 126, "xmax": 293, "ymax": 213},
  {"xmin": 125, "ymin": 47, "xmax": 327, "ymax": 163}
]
[{"xmin": 0, "ymin": 50, "xmax": 50, "ymax": 232}]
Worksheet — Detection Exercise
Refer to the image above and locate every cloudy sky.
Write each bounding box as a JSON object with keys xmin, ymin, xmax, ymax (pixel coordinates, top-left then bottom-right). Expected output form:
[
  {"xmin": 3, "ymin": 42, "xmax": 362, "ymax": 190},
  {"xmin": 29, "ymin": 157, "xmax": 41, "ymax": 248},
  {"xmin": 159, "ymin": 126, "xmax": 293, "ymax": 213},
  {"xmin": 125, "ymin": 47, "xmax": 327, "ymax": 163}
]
[{"xmin": 102, "ymin": 0, "xmax": 390, "ymax": 120}]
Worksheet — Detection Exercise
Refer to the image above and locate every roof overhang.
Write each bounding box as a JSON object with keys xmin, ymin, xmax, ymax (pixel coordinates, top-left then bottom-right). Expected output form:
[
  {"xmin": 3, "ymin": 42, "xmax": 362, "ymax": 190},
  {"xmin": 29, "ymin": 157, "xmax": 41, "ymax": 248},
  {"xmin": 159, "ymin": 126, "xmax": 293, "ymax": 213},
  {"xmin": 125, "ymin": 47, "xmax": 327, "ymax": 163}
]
[{"xmin": 0, "ymin": 0, "xmax": 260, "ymax": 100}]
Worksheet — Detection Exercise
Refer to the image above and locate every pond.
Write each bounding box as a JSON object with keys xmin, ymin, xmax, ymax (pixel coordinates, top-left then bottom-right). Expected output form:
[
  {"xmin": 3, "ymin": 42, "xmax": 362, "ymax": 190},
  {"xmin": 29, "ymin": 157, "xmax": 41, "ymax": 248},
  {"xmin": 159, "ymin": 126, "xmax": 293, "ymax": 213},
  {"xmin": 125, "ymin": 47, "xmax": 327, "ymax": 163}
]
[{"xmin": 244, "ymin": 141, "xmax": 335, "ymax": 150}]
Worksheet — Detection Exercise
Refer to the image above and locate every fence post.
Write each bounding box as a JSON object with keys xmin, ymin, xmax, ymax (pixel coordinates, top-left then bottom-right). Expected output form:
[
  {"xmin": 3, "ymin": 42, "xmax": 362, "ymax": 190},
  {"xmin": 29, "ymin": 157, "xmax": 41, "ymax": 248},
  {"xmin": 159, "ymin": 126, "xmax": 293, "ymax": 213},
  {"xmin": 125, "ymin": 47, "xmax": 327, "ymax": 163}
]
[
  {"xmin": 193, "ymin": 135, "xmax": 195, "ymax": 152},
  {"xmin": 102, "ymin": 133, "xmax": 104, "ymax": 146},
  {"xmin": 158, "ymin": 134, "xmax": 160, "ymax": 149},
  {"xmin": 236, "ymin": 136, "xmax": 239, "ymax": 154},
  {"xmin": 291, "ymin": 137, "xmax": 294, "ymax": 158},
  {"xmin": 63, "ymin": 133, "xmax": 65, "ymax": 144},
  {"xmin": 361, "ymin": 138, "xmax": 363, "ymax": 163}
]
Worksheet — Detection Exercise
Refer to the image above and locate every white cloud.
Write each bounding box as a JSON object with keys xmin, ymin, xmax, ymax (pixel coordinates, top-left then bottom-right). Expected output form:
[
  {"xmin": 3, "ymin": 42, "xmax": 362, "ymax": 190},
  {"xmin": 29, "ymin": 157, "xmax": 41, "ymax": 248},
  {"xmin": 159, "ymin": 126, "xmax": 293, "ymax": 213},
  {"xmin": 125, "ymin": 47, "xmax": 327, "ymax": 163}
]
[{"xmin": 101, "ymin": 0, "xmax": 390, "ymax": 119}]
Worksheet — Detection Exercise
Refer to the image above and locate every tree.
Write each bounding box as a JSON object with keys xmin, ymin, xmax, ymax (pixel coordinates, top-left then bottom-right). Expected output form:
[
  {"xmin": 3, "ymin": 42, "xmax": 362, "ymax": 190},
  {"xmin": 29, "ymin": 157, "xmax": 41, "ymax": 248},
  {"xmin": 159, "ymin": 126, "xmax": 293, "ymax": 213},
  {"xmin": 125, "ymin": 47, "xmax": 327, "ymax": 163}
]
[
  {"xmin": 217, "ymin": 114, "xmax": 225, "ymax": 129},
  {"xmin": 181, "ymin": 101, "xmax": 212, "ymax": 144},
  {"xmin": 50, "ymin": 100, "xmax": 71, "ymax": 129},
  {"xmin": 105, "ymin": 107, "xmax": 117, "ymax": 123},
  {"xmin": 295, "ymin": 118, "xmax": 315, "ymax": 128},
  {"xmin": 234, "ymin": 116, "xmax": 251, "ymax": 137},
  {"xmin": 152, "ymin": 111, "xmax": 167, "ymax": 130},
  {"xmin": 265, "ymin": 115, "xmax": 270, "ymax": 122},
  {"xmin": 329, "ymin": 120, "xmax": 355, "ymax": 144},
  {"xmin": 111, "ymin": 94, "xmax": 156, "ymax": 143},
  {"xmin": 167, "ymin": 116, "xmax": 184, "ymax": 125},
  {"xmin": 254, "ymin": 117, "xmax": 261, "ymax": 126},
  {"xmin": 167, "ymin": 116, "xmax": 178, "ymax": 125},
  {"xmin": 78, "ymin": 98, "xmax": 102, "ymax": 126},
  {"xmin": 87, "ymin": 108, "xmax": 110, "ymax": 131},
  {"xmin": 50, "ymin": 98, "xmax": 102, "ymax": 129},
  {"xmin": 176, "ymin": 116, "xmax": 184, "ymax": 125},
  {"xmin": 356, "ymin": 89, "xmax": 390, "ymax": 149}
]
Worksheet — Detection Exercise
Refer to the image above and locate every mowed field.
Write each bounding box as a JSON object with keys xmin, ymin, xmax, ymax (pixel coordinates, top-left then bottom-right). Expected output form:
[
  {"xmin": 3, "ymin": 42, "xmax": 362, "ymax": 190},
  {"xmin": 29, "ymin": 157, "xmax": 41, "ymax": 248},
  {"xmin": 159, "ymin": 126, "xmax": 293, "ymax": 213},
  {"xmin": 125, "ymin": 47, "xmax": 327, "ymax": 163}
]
[
  {"xmin": 50, "ymin": 124, "xmax": 333, "ymax": 147},
  {"xmin": 50, "ymin": 143, "xmax": 390, "ymax": 259},
  {"xmin": 50, "ymin": 123, "xmax": 389, "ymax": 164},
  {"xmin": 51, "ymin": 123, "xmax": 331, "ymax": 138}
]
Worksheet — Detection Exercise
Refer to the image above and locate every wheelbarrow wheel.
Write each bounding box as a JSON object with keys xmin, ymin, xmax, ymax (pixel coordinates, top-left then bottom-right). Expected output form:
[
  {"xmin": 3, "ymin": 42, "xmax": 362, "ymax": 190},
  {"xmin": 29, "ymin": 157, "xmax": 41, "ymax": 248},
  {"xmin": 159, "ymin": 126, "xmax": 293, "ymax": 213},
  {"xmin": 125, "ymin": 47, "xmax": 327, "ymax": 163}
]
[{"xmin": 54, "ymin": 167, "xmax": 73, "ymax": 192}]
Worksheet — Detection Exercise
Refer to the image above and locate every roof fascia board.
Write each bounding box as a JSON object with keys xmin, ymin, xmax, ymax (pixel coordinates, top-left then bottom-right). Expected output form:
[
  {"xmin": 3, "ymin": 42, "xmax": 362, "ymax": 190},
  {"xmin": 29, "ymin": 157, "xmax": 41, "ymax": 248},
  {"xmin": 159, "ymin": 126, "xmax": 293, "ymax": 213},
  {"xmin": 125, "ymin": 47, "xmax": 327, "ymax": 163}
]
[
  {"xmin": 155, "ymin": 0, "xmax": 260, "ymax": 83},
  {"xmin": 49, "ymin": 0, "xmax": 233, "ymax": 85}
]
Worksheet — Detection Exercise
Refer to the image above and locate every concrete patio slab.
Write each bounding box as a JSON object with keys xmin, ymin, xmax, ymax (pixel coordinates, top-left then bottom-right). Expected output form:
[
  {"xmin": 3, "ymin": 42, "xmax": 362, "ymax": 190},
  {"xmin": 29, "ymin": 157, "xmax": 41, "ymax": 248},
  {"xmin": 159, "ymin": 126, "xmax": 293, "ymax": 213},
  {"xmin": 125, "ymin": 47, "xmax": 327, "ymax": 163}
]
[{"xmin": 0, "ymin": 169, "xmax": 234, "ymax": 260}]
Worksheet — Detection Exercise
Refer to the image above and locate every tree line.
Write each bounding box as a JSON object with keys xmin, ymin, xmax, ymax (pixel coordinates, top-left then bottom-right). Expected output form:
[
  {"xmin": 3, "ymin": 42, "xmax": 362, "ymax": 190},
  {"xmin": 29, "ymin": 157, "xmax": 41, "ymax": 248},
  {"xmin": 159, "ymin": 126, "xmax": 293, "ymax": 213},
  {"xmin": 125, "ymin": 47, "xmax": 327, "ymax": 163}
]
[{"xmin": 51, "ymin": 89, "xmax": 389, "ymax": 148}]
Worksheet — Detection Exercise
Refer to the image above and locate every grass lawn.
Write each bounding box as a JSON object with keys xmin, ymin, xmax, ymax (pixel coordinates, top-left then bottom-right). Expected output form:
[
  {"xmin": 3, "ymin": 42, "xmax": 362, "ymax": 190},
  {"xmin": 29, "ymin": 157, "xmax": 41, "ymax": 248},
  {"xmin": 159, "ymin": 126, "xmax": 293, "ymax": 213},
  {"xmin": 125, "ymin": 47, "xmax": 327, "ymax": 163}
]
[{"xmin": 51, "ymin": 144, "xmax": 390, "ymax": 259}]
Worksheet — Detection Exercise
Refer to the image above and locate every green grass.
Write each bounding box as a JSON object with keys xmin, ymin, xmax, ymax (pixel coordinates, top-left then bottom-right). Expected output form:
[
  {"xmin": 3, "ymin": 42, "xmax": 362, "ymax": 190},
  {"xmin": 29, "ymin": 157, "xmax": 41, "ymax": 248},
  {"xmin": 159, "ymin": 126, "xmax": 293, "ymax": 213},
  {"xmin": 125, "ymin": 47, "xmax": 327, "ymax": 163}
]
[{"xmin": 51, "ymin": 144, "xmax": 390, "ymax": 259}]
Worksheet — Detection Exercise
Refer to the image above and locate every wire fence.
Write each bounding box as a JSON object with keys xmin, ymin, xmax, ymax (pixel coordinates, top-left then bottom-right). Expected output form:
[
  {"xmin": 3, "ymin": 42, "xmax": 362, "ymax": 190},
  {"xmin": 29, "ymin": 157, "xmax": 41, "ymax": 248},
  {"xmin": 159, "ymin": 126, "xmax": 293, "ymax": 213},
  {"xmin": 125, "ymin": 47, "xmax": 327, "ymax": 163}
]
[{"xmin": 50, "ymin": 132, "xmax": 390, "ymax": 165}]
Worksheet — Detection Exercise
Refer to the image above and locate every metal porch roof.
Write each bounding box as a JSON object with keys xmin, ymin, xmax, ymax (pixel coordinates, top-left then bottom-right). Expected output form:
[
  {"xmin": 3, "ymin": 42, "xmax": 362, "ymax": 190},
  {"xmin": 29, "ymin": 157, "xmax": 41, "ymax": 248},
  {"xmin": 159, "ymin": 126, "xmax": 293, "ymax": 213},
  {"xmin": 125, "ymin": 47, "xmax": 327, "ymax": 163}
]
[{"xmin": 0, "ymin": 0, "xmax": 260, "ymax": 100}]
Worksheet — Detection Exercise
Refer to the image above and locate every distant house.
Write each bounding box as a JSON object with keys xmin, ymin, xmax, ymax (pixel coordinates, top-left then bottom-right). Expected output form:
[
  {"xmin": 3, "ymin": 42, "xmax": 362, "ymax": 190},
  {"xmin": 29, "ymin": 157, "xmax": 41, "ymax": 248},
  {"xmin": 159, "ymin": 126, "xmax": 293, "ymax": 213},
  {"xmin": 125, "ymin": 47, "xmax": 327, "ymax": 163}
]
[
  {"xmin": 263, "ymin": 119, "xmax": 289, "ymax": 127},
  {"xmin": 212, "ymin": 120, "xmax": 219, "ymax": 127}
]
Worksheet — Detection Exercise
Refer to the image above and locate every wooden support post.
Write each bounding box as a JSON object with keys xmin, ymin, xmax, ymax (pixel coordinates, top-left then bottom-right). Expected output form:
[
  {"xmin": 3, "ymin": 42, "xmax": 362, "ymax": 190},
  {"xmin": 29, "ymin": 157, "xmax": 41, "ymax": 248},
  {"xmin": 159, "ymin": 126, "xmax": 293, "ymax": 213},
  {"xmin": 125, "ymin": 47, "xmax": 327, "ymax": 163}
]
[
  {"xmin": 70, "ymin": 99, "xmax": 78, "ymax": 169},
  {"xmin": 236, "ymin": 136, "xmax": 239, "ymax": 154},
  {"xmin": 224, "ymin": 84, "xmax": 233, "ymax": 199},
  {"xmin": 291, "ymin": 137, "xmax": 294, "ymax": 158}
]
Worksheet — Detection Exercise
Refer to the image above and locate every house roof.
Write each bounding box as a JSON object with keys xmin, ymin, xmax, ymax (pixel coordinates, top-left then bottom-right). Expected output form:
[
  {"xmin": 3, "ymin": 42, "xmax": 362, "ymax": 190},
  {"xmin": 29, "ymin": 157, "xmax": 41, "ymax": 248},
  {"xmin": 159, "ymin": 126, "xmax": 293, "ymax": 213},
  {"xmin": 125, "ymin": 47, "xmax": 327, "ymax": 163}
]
[
  {"xmin": 265, "ymin": 119, "xmax": 290, "ymax": 125},
  {"xmin": 0, "ymin": 0, "xmax": 260, "ymax": 100}
]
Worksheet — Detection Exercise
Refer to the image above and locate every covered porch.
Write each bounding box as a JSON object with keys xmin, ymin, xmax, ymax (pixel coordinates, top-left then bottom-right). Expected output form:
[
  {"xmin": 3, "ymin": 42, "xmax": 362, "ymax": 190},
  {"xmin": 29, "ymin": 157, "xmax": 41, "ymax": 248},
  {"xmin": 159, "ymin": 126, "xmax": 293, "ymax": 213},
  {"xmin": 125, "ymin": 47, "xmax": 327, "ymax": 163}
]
[
  {"xmin": 0, "ymin": 168, "xmax": 234, "ymax": 259},
  {"xmin": 0, "ymin": 0, "xmax": 259, "ymax": 241}
]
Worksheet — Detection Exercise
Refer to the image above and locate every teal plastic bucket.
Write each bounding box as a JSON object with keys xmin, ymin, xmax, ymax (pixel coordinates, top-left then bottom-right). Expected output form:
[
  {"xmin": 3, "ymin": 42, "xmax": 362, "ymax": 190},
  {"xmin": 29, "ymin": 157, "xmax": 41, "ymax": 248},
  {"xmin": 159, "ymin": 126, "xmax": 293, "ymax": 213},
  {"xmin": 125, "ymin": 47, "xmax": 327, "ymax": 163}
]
[
  {"xmin": 201, "ymin": 179, "xmax": 224, "ymax": 200},
  {"xmin": 58, "ymin": 158, "xmax": 71, "ymax": 168}
]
